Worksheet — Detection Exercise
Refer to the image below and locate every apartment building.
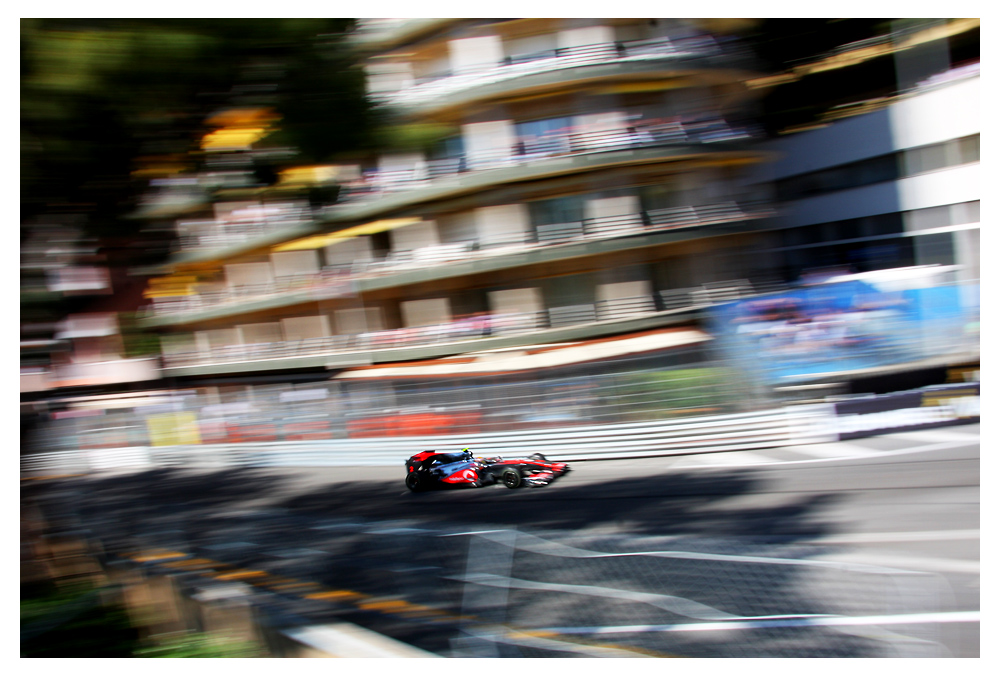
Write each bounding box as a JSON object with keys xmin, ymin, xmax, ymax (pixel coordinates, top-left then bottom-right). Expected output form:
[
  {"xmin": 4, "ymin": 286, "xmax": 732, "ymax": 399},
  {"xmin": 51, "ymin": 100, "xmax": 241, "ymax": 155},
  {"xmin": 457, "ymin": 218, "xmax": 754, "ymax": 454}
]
[
  {"xmin": 24, "ymin": 18, "xmax": 979, "ymax": 451},
  {"xmin": 746, "ymin": 19, "xmax": 980, "ymax": 288},
  {"xmin": 139, "ymin": 18, "xmax": 777, "ymax": 384},
  {"xmin": 20, "ymin": 222, "xmax": 160, "ymax": 395}
]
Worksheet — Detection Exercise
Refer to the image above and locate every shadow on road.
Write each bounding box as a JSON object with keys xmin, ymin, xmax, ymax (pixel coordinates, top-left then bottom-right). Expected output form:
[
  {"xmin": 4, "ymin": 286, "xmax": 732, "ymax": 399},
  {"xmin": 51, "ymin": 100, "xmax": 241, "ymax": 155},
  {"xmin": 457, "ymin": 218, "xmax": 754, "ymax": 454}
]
[
  {"xmin": 49, "ymin": 465, "xmax": 844, "ymax": 542},
  {"xmin": 25, "ymin": 467, "xmax": 898, "ymax": 657},
  {"xmin": 279, "ymin": 470, "xmax": 842, "ymax": 540}
]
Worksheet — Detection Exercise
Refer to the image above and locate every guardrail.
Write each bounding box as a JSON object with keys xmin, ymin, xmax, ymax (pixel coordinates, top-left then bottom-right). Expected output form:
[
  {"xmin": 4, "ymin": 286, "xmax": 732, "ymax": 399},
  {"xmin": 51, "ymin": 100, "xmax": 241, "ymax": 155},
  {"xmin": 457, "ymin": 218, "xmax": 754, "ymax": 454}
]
[{"xmin": 21, "ymin": 405, "xmax": 834, "ymax": 475}]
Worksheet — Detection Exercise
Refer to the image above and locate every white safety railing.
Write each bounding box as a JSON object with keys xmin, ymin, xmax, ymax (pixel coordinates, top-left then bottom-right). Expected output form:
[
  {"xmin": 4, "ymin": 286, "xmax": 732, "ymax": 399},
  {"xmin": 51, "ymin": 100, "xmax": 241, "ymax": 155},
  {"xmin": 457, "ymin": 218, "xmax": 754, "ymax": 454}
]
[{"xmin": 21, "ymin": 405, "xmax": 835, "ymax": 475}]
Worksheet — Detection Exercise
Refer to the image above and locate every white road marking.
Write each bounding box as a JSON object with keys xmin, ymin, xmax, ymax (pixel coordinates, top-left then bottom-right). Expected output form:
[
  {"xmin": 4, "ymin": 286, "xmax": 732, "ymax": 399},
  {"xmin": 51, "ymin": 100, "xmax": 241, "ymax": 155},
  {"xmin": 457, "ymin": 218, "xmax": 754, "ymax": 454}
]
[
  {"xmin": 811, "ymin": 529, "xmax": 979, "ymax": 544},
  {"xmin": 541, "ymin": 610, "xmax": 981, "ymax": 635},
  {"xmin": 668, "ymin": 436, "xmax": 976, "ymax": 470},
  {"xmin": 881, "ymin": 429, "xmax": 980, "ymax": 443},
  {"xmin": 716, "ymin": 439, "xmax": 977, "ymax": 468},
  {"xmin": 671, "ymin": 451, "xmax": 780, "ymax": 469},
  {"xmin": 789, "ymin": 442, "xmax": 881, "ymax": 458},
  {"xmin": 813, "ymin": 551, "xmax": 979, "ymax": 575},
  {"xmin": 451, "ymin": 533, "xmax": 932, "ymax": 573},
  {"xmin": 452, "ymin": 572, "xmax": 742, "ymax": 620}
]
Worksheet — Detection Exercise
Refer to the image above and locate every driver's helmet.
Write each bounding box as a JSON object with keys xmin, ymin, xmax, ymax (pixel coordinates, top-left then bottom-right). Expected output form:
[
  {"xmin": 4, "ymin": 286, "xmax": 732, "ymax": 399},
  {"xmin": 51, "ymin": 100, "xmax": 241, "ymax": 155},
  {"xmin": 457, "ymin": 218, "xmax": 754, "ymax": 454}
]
[{"xmin": 461, "ymin": 447, "xmax": 473, "ymax": 459}]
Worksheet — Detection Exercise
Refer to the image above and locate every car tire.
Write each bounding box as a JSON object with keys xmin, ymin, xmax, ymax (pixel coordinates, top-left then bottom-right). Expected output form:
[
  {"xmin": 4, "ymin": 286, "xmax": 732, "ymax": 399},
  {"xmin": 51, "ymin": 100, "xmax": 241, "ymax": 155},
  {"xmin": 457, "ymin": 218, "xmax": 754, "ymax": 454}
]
[
  {"xmin": 528, "ymin": 453, "xmax": 547, "ymax": 461},
  {"xmin": 406, "ymin": 472, "xmax": 424, "ymax": 492},
  {"xmin": 501, "ymin": 468, "xmax": 522, "ymax": 489}
]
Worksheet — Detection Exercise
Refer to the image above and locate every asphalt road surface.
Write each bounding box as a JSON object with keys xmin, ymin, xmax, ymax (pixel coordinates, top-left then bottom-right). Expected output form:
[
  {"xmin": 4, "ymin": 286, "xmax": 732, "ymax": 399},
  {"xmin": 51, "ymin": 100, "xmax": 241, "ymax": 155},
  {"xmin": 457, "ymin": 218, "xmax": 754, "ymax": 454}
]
[{"xmin": 27, "ymin": 424, "xmax": 979, "ymax": 657}]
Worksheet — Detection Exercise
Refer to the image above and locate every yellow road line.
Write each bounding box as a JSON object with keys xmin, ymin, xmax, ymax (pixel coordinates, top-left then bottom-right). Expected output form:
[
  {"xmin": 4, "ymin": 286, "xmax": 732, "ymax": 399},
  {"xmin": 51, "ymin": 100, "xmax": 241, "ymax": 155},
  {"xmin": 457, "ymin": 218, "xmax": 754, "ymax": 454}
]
[
  {"xmin": 129, "ymin": 550, "xmax": 189, "ymax": 563},
  {"xmin": 305, "ymin": 590, "xmax": 368, "ymax": 601},
  {"xmin": 215, "ymin": 570, "xmax": 269, "ymax": 580}
]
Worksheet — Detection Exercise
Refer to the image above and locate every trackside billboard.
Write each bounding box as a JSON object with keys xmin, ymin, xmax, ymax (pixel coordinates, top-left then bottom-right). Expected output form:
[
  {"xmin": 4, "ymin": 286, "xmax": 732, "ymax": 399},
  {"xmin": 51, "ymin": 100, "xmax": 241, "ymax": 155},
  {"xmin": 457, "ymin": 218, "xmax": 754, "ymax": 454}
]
[{"xmin": 832, "ymin": 382, "xmax": 980, "ymax": 440}]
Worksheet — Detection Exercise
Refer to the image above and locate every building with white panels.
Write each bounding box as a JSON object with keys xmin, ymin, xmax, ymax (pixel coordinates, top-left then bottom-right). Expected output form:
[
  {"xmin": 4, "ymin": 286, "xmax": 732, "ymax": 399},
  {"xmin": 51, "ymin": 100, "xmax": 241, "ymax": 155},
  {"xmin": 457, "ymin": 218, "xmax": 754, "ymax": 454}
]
[
  {"xmin": 139, "ymin": 18, "xmax": 776, "ymax": 381},
  {"xmin": 750, "ymin": 65, "xmax": 979, "ymax": 286}
]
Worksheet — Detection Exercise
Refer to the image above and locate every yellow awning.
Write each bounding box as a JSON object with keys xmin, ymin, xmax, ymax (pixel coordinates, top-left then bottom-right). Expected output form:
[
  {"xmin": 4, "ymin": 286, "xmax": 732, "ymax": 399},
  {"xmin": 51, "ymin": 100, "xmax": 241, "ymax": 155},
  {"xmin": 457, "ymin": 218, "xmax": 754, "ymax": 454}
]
[
  {"xmin": 278, "ymin": 165, "xmax": 340, "ymax": 186},
  {"xmin": 272, "ymin": 218, "xmax": 423, "ymax": 252},
  {"xmin": 201, "ymin": 126, "xmax": 272, "ymax": 152},
  {"xmin": 143, "ymin": 275, "xmax": 200, "ymax": 298}
]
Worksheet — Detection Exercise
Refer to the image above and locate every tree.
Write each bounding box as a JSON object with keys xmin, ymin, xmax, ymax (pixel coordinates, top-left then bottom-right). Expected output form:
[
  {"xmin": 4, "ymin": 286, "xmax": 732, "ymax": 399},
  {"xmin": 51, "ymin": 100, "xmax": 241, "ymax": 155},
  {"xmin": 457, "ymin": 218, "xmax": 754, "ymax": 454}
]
[{"xmin": 21, "ymin": 19, "xmax": 379, "ymax": 247}]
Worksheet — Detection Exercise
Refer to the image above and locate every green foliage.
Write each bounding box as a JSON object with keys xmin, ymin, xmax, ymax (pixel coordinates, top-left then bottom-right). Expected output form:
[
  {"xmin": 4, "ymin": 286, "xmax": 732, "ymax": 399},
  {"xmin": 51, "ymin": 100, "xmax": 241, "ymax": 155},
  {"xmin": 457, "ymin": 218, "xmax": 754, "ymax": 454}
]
[
  {"xmin": 614, "ymin": 367, "xmax": 736, "ymax": 420},
  {"xmin": 118, "ymin": 312, "xmax": 162, "ymax": 358},
  {"xmin": 135, "ymin": 632, "xmax": 265, "ymax": 658},
  {"xmin": 21, "ymin": 19, "xmax": 377, "ymax": 237},
  {"xmin": 374, "ymin": 121, "xmax": 459, "ymax": 153},
  {"xmin": 21, "ymin": 582, "xmax": 141, "ymax": 657},
  {"xmin": 21, "ymin": 581, "xmax": 264, "ymax": 657},
  {"xmin": 20, "ymin": 580, "xmax": 94, "ymax": 620}
]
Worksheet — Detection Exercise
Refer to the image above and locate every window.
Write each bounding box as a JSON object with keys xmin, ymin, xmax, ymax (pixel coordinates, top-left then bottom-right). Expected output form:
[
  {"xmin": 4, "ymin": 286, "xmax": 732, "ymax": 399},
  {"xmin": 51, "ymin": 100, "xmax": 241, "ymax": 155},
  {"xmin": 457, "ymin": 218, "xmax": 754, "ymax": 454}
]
[
  {"xmin": 958, "ymin": 135, "xmax": 980, "ymax": 163},
  {"xmin": 529, "ymin": 196, "xmax": 585, "ymax": 227},
  {"xmin": 515, "ymin": 117, "xmax": 573, "ymax": 156},
  {"xmin": 904, "ymin": 144, "xmax": 947, "ymax": 175},
  {"xmin": 903, "ymin": 201, "xmax": 980, "ymax": 232},
  {"xmin": 951, "ymin": 201, "xmax": 980, "ymax": 225},
  {"xmin": 861, "ymin": 213, "xmax": 904, "ymax": 238},
  {"xmin": 775, "ymin": 135, "xmax": 978, "ymax": 201},
  {"xmin": 905, "ymin": 205, "xmax": 952, "ymax": 232},
  {"xmin": 914, "ymin": 232, "xmax": 956, "ymax": 267},
  {"xmin": 428, "ymin": 135, "xmax": 464, "ymax": 161}
]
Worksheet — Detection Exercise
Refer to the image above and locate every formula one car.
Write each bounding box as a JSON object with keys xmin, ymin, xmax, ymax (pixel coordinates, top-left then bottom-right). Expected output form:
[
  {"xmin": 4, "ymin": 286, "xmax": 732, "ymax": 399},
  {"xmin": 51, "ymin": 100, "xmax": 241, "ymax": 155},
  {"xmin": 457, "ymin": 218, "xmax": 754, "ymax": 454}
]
[{"xmin": 405, "ymin": 448, "xmax": 569, "ymax": 492}]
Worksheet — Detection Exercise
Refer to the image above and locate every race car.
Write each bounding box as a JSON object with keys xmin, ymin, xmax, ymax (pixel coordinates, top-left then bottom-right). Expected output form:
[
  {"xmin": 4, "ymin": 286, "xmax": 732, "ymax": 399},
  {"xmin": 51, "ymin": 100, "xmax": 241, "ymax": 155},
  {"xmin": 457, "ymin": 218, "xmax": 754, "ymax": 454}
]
[{"xmin": 405, "ymin": 448, "xmax": 569, "ymax": 492}]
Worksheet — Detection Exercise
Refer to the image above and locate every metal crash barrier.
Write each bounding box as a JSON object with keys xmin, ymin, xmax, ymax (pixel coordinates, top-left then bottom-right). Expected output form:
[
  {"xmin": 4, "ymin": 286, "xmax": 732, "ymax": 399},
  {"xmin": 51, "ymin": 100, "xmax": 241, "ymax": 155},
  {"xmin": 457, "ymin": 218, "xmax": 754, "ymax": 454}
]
[{"xmin": 21, "ymin": 405, "xmax": 834, "ymax": 475}]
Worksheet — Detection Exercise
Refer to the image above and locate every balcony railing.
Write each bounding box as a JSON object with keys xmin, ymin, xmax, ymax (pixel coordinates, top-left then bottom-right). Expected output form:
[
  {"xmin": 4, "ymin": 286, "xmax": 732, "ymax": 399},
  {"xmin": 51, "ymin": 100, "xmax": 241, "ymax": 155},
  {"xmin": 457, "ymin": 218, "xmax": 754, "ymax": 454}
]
[
  {"xmin": 659, "ymin": 279, "xmax": 761, "ymax": 310},
  {"xmin": 145, "ymin": 201, "xmax": 773, "ymax": 321},
  {"xmin": 175, "ymin": 205, "xmax": 313, "ymax": 253},
  {"xmin": 340, "ymin": 118, "xmax": 755, "ymax": 203},
  {"xmin": 161, "ymin": 298, "xmax": 658, "ymax": 370},
  {"xmin": 168, "ymin": 117, "xmax": 756, "ymax": 257},
  {"xmin": 158, "ymin": 280, "xmax": 776, "ymax": 370},
  {"xmin": 374, "ymin": 35, "xmax": 725, "ymax": 108},
  {"xmin": 161, "ymin": 310, "xmax": 546, "ymax": 369},
  {"xmin": 597, "ymin": 295, "xmax": 658, "ymax": 321}
]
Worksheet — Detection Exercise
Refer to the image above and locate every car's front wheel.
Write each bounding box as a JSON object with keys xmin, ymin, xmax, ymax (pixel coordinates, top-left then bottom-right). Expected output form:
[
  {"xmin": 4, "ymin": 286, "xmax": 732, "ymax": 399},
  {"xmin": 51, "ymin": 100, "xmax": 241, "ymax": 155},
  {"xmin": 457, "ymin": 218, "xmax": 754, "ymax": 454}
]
[{"xmin": 501, "ymin": 468, "xmax": 522, "ymax": 489}]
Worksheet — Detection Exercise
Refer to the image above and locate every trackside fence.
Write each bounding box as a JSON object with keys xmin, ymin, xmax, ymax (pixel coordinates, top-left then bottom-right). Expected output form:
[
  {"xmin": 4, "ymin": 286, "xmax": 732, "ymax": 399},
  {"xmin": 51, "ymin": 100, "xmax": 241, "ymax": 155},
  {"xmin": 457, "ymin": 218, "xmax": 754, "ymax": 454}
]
[
  {"xmin": 447, "ymin": 529, "xmax": 956, "ymax": 657},
  {"xmin": 21, "ymin": 405, "xmax": 835, "ymax": 476}
]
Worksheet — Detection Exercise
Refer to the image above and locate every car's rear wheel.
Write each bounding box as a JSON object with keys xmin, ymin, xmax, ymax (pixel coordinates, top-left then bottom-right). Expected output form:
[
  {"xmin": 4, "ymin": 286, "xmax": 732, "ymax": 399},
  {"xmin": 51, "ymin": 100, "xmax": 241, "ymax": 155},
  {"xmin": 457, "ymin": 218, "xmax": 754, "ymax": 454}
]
[
  {"xmin": 406, "ymin": 472, "xmax": 423, "ymax": 492},
  {"xmin": 502, "ymin": 468, "xmax": 522, "ymax": 489}
]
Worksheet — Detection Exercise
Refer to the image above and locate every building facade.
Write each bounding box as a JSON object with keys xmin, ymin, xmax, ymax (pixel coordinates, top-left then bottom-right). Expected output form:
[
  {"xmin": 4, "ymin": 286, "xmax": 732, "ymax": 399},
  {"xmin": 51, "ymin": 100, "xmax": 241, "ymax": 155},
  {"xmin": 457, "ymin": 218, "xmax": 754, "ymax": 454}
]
[
  {"xmin": 23, "ymin": 18, "xmax": 979, "ymax": 452},
  {"xmin": 141, "ymin": 18, "xmax": 776, "ymax": 380}
]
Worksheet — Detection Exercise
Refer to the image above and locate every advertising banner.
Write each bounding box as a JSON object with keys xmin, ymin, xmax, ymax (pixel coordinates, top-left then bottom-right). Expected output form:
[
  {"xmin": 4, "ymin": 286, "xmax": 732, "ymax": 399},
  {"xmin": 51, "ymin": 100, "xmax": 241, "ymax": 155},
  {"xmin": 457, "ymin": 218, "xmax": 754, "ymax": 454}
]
[
  {"xmin": 708, "ymin": 279, "xmax": 978, "ymax": 385},
  {"xmin": 146, "ymin": 412, "xmax": 202, "ymax": 446},
  {"xmin": 833, "ymin": 382, "xmax": 980, "ymax": 440}
]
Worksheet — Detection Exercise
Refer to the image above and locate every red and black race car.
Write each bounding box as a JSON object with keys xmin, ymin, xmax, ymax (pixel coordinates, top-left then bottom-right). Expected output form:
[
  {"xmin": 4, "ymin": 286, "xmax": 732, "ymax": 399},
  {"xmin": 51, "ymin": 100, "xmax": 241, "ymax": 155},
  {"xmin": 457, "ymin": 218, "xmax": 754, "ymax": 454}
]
[{"xmin": 405, "ymin": 448, "xmax": 569, "ymax": 492}]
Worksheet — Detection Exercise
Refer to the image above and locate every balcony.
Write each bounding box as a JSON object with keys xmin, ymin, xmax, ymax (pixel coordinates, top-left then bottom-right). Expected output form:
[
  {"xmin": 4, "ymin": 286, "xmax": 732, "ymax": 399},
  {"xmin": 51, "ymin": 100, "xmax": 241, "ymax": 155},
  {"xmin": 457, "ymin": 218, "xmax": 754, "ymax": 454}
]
[
  {"xmin": 170, "ymin": 202, "xmax": 315, "ymax": 262},
  {"xmin": 156, "ymin": 118, "xmax": 760, "ymax": 264},
  {"xmin": 372, "ymin": 36, "xmax": 731, "ymax": 111},
  {"xmin": 339, "ymin": 117, "xmax": 757, "ymax": 205},
  {"xmin": 156, "ymin": 279, "xmax": 764, "ymax": 376},
  {"xmin": 141, "ymin": 200, "xmax": 773, "ymax": 326}
]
